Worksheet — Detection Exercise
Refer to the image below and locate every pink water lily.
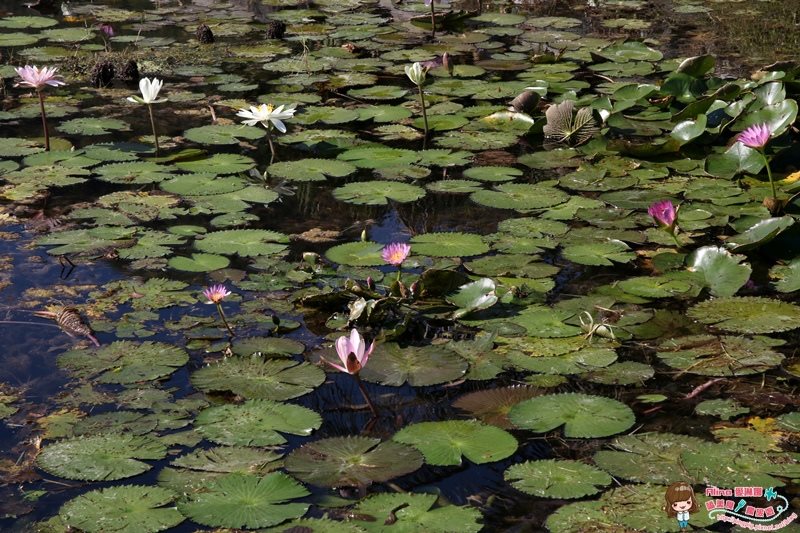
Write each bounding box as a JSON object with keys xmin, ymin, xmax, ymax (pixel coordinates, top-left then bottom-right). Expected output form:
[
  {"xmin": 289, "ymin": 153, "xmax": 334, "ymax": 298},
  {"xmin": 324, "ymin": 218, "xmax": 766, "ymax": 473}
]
[
  {"xmin": 648, "ymin": 200, "xmax": 676, "ymax": 229},
  {"xmin": 381, "ymin": 242, "xmax": 411, "ymax": 266},
  {"xmin": 737, "ymin": 123, "xmax": 771, "ymax": 150},
  {"xmin": 328, "ymin": 329, "xmax": 374, "ymax": 375},
  {"xmin": 14, "ymin": 65, "xmax": 66, "ymax": 90},
  {"xmin": 202, "ymin": 284, "xmax": 231, "ymax": 304}
]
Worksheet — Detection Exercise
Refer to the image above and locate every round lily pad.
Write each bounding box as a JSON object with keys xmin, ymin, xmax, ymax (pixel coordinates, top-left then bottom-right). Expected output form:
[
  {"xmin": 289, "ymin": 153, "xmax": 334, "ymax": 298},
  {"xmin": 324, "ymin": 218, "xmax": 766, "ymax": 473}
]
[
  {"xmin": 337, "ymin": 146, "xmax": 420, "ymax": 169},
  {"xmin": 410, "ymin": 232, "xmax": 489, "ymax": 258},
  {"xmin": 325, "ymin": 241, "xmax": 385, "ymax": 266},
  {"xmin": 332, "ymin": 180, "xmax": 425, "ymax": 205},
  {"xmin": 657, "ymin": 335, "xmax": 784, "ymax": 376},
  {"xmin": 392, "ymin": 420, "xmax": 517, "ymax": 466},
  {"xmin": 360, "ymin": 343, "xmax": 468, "ymax": 386},
  {"xmin": 37, "ymin": 433, "xmax": 166, "ymax": 481},
  {"xmin": 504, "ymin": 459, "xmax": 612, "ymax": 499},
  {"xmin": 184, "ymin": 124, "xmax": 266, "ymax": 145},
  {"xmin": 160, "ymin": 174, "xmax": 248, "ymax": 196},
  {"xmin": 349, "ymin": 492, "xmax": 483, "ymax": 533},
  {"xmin": 58, "ymin": 341, "xmax": 189, "ymax": 384},
  {"xmin": 194, "ymin": 229, "xmax": 288, "ymax": 257},
  {"xmin": 267, "ymin": 158, "xmax": 357, "ymax": 182},
  {"xmin": 59, "ymin": 485, "xmax": 184, "ymax": 533},
  {"xmin": 191, "ymin": 355, "xmax": 325, "ymax": 401},
  {"xmin": 176, "ymin": 153, "xmax": 256, "ymax": 174},
  {"xmin": 462, "ymin": 165, "xmax": 523, "ymax": 182},
  {"xmin": 695, "ymin": 398, "xmax": 750, "ymax": 420},
  {"xmin": 178, "ymin": 472, "xmax": 309, "ymax": 529},
  {"xmin": 285, "ymin": 436, "xmax": 423, "ymax": 488},
  {"xmin": 687, "ymin": 297, "xmax": 800, "ymax": 334},
  {"xmin": 452, "ymin": 386, "xmax": 541, "ymax": 429},
  {"xmin": 58, "ymin": 117, "xmax": 129, "ymax": 136},
  {"xmin": 470, "ymin": 183, "xmax": 568, "ymax": 211},
  {"xmin": 168, "ymin": 253, "xmax": 230, "ymax": 272},
  {"xmin": 195, "ymin": 399, "xmax": 321, "ymax": 446},
  {"xmin": 509, "ymin": 393, "xmax": 635, "ymax": 438}
]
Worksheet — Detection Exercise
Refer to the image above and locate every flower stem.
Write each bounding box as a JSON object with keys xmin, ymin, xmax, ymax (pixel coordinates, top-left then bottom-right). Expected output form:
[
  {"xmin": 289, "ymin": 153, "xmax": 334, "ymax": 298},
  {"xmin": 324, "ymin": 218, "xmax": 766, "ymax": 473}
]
[
  {"xmin": 418, "ymin": 86, "xmax": 429, "ymax": 150},
  {"xmin": 354, "ymin": 373, "xmax": 378, "ymax": 417},
  {"xmin": 215, "ymin": 303, "xmax": 235, "ymax": 337},
  {"xmin": 670, "ymin": 230, "xmax": 683, "ymax": 250},
  {"xmin": 37, "ymin": 91, "xmax": 50, "ymax": 151},
  {"xmin": 146, "ymin": 103, "xmax": 160, "ymax": 156},
  {"xmin": 396, "ymin": 267, "xmax": 402, "ymax": 283},
  {"xmin": 429, "ymin": 0, "xmax": 436, "ymax": 39},
  {"xmin": 761, "ymin": 150, "xmax": 777, "ymax": 199},
  {"xmin": 266, "ymin": 128, "xmax": 276, "ymax": 165}
]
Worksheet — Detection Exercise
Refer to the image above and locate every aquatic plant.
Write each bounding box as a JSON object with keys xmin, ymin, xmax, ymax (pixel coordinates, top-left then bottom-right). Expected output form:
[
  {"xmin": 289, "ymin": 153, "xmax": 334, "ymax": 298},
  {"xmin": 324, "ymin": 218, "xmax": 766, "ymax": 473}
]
[
  {"xmin": 382, "ymin": 242, "xmax": 411, "ymax": 282},
  {"xmin": 425, "ymin": 0, "xmax": 437, "ymax": 38},
  {"xmin": 737, "ymin": 123, "xmax": 777, "ymax": 202},
  {"xmin": 324, "ymin": 329, "xmax": 377, "ymax": 416},
  {"xmin": 202, "ymin": 284, "xmax": 234, "ymax": 336},
  {"xmin": 14, "ymin": 65, "xmax": 65, "ymax": 151},
  {"xmin": 127, "ymin": 77, "xmax": 167, "ymax": 155},
  {"xmin": 648, "ymin": 200, "xmax": 682, "ymax": 248},
  {"xmin": 405, "ymin": 62, "xmax": 429, "ymax": 148},
  {"xmin": 237, "ymin": 103, "xmax": 297, "ymax": 164}
]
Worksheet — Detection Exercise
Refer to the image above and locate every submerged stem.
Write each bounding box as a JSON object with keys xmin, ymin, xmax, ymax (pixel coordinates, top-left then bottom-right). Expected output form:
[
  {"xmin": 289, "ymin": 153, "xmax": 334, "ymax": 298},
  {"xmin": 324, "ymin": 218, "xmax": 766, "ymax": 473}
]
[
  {"xmin": 418, "ymin": 86, "xmax": 429, "ymax": 150},
  {"xmin": 215, "ymin": 303, "xmax": 235, "ymax": 337},
  {"xmin": 354, "ymin": 374, "xmax": 378, "ymax": 417},
  {"xmin": 147, "ymin": 103, "xmax": 160, "ymax": 156},
  {"xmin": 761, "ymin": 150, "xmax": 777, "ymax": 199},
  {"xmin": 38, "ymin": 90, "xmax": 50, "ymax": 151},
  {"xmin": 266, "ymin": 128, "xmax": 276, "ymax": 165}
]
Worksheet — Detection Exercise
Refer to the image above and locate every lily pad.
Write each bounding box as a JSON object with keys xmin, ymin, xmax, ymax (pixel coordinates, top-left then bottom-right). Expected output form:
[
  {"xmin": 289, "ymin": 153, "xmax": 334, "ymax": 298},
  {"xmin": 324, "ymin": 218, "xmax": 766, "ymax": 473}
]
[
  {"xmin": 360, "ymin": 343, "xmax": 468, "ymax": 386},
  {"xmin": 470, "ymin": 183, "xmax": 568, "ymax": 211},
  {"xmin": 393, "ymin": 420, "xmax": 517, "ymax": 466},
  {"xmin": 687, "ymin": 246, "xmax": 751, "ymax": 297},
  {"xmin": 509, "ymin": 393, "xmax": 635, "ymax": 438},
  {"xmin": 332, "ymin": 180, "xmax": 425, "ymax": 205},
  {"xmin": 268, "ymin": 158, "xmax": 357, "ymax": 182},
  {"xmin": 184, "ymin": 124, "xmax": 266, "ymax": 145},
  {"xmin": 504, "ymin": 459, "xmax": 612, "ymax": 498},
  {"xmin": 168, "ymin": 253, "xmax": 230, "ymax": 272},
  {"xmin": 410, "ymin": 232, "xmax": 489, "ymax": 257},
  {"xmin": 724, "ymin": 216, "xmax": 795, "ymax": 252},
  {"xmin": 657, "ymin": 335, "xmax": 784, "ymax": 376},
  {"xmin": 194, "ymin": 229, "xmax": 288, "ymax": 257},
  {"xmin": 58, "ymin": 341, "xmax": 189, "ymax": 384},
  {"xmin": 195, "ymin": 399, "xmax": 322, "ymax": 446},
  {"xmin": 325, "ymin": 241, "xmax": 385, "ymax": 266},
  {"xmin": 695, "ymin": 398, "xmax": 750, "ymax": 420},
  {"xmin": 687, "ymin": 297, "xmax": 800, "ymax": 334},
  {"xmin": 285, "ymin": 436, "xmax": 423, "ymax": 488},
  {"xmin": 350, "ymin": 493, "xmax": 483, "ymax": 533},
  {"xmin": 452, "ymin": 386, "xmax": 541, "ymax": 429}
]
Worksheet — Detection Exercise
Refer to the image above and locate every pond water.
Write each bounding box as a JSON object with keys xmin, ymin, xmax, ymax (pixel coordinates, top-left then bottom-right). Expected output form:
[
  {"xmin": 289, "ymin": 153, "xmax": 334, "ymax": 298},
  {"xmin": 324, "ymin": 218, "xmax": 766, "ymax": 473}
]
[{"xmin": 1, "ymin": 0, "xmax": 800, "ymax": 532}]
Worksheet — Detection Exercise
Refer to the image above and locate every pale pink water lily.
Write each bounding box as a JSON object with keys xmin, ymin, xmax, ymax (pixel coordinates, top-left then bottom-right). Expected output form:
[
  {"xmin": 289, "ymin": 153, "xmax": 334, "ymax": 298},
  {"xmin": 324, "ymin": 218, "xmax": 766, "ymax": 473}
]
[
  {"xmin": 202, "ymin": 284, "xmax": 231, "ymax": 304},
  {"xmin": 14, "ymin": 65, "xmax": 66, "ymax": 90},
  {"xmin": 381, "ymin": 242, "xmax": 411, "ymax": 266},
  {"xmin": 737, "ymin": 123, "xmax": 771, "ymax": 150},
  {"xmin": 648, "ymin": 200, "xmax": 676, "ymax": 229},
  {"xmin": 326, "ymin": 329, "xmax": 374, "ymax": 375}
]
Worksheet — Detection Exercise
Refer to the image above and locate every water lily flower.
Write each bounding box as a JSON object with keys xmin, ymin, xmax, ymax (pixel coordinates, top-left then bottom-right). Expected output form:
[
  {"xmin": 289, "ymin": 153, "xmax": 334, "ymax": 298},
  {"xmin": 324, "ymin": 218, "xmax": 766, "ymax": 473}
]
[
  {"xmin": 14, "ymin": 65, "xmax": 65, "ymax": 90},
  {"xmin": 405, "ymin": 62, "xmax": 426, "ymax": 87},
  {"xmin": 202, "ymin": 284, "xmax": 231, "ymax": 304},
  {"xmin": 98, "ymin": 23, "xmax": 114, "ymax": 37},
  {"xmin": 127, "ymin": 77, "xmax": 167, "ymax": 105},
  {"xmin": 737, "ymin": 123, "xmax": 771, "ymax": 150},
  {"xmin": 648, "ymin": 200, "xmax": 676, "ymax": 230},
  {"xmin": 202, "ymin": 284, "xmax": 234, "ymax": 336},
  {"xmin": 237, "ymin": 103, "xmax": 297, "ymax": 164},
  {"xmin": 381, "ymin": 243, "xmax": 411, "ymax": 266},
  {"xmin": 14, "ymin": 65, "xmax": 66, "ymax": 151},
  {"xmin": 328, "ymin": 328, "xmax": 374, "ymax": 375}
]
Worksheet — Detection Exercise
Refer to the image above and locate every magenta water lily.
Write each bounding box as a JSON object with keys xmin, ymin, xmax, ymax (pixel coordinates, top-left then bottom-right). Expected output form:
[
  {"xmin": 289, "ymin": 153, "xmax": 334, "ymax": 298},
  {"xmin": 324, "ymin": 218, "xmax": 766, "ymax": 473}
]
[
  {"xmin": 648, "ymin": 200, "xmax": 682, "ymax": 248},
  {"xmin": 737, "ymin": 123, "xmax": 778, "ymax": 201},
  {"xmin": 325, "ymin": 329, "xmax": 378, "ymax": 416},
  {"xmin": 15, "ymin": 65, "xmax": 66, "ymax": 152},
  {"xmin": 202, "ymin": 284, "xmax": 234, "ymax": 336}
]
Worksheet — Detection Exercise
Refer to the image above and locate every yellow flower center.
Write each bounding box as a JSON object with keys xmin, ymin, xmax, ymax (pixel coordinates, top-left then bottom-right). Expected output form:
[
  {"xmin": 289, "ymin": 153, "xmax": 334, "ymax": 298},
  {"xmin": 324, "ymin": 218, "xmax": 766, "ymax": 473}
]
[{"xmin": 265, "ymin": 104, "xmax": 274, "ymax": 113}]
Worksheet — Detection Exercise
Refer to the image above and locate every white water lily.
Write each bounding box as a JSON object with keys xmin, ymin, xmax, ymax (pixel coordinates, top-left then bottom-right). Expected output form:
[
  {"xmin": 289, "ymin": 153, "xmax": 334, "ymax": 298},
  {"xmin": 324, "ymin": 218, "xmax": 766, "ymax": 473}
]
[
  {"xmin": 237, "ymin": 103, "xmax": 296, "ymax": 133},
  {"xmin": 127, "ymin": 77, "xmax": 167, "ymax": 104},
  {"xmin": 404, "ymin": 62, "xmax": 426, "ymax": 86}
]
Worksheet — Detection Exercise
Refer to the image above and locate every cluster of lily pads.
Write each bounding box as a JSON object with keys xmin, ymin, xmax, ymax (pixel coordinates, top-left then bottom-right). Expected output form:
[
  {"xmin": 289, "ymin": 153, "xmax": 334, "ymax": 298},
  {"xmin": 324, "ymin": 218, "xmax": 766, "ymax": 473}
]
[{"xmin": 1, "ymin": 0, "xmax": 800, "ymax": 532}]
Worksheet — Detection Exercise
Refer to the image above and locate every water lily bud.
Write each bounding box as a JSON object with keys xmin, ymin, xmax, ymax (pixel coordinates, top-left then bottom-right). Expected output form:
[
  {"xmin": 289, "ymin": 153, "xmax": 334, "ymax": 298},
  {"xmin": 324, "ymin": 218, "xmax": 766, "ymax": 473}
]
[
  {"xmin": 360, "ymin": 228, "xmax": 367, "ymax": 242},
  {"xmin": 302, "ymin": 252, "xmax": 319, "ymax": 265},
  {"xmin": 409, "ymin": 280, "xmax": 419, "ymax": 297},
  {"xmin": 442, "ymin": 52, "xmax": 453, "ymax": 76},
  {"xmin": 366, "ymin": 276, "xmax": 375, "ymax": 290}
]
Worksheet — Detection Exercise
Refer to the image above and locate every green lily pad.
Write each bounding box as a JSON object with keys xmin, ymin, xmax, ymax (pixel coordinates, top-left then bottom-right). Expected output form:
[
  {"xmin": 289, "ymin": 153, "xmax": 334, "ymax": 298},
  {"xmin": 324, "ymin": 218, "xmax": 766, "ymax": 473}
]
[
  {"xmin": 191, "ymin": 355, "xmax": 325, "ymax": 401},
  {"xmin": 0, "ymin": 15, "xmax": 58, "ymax": 28},
  {"xmin": 194, "ymin": 229, "xmax": 288, "ymax": 257},
  {"xmin": 505, "ymin": 459, "xmax": 612, "ymax": 498},
  {"xmin": 584, "ymin": 361, "xmax": 655, "ymax": 385},
  {"xmin": 452, "ymin": 386, "xmax": 541, "ymax": 429},
  {"xmin": 462, "ymin": 165, "xmax": 523, "ymax": 182},
  {"xmin": 337, "ymin": 146, "xmax": 420, "ymax": 168},
  {"xmin": 657, "ymin": 335, "xmax": 784, "ymax": 376},
  {"xmin": 95, "ymin": 161, "xmax": 173, "ymax": 184},
  {"xmin": 393, "ymin": 420, "xmax": 517, "ymax": 466},
  {"xmin": 57, "ymin": 117, "xmax": 130, "ymax": 136},
  {"xmin": 687, "ymin": 296, "xmax": 800, "ymax": 334},
  {"xmin": 325, "ymin": 241, "xmax": 385, "ymax": 266},
  {"xmin": 687, "ymin": 245, "xmax": 751, "ymax": 297},
  {"xmin": 184, "ymin": 124, "xmax": 266, "ymax": 145},
  {"xmin": 332, "ymin": 180, "xmax": 425, "ymax": 205},
  {"xmin": 285, "ymin": 436, "xmax": 423, "ymax": 488},
  {"xmin": 178, "ymin": 473, "xmax": 309, "ymax": 529},
  {"xmin": 771, "ymin": 257, "xmax": 800, "ymax": 293},
  {"xmin": 195, "ymin": 399, "xmax": 321, "ymax": 446},
  {"xmin": 59, "ymin": 485, "xmax": 184, "ymax": 533},
  {"xmin": 509, "ymin": 393, "xmax": 635, "ymax": 438},
  {"xmin": 168, "ymin": 253, "xmax": 230, "ymax": 272},
  {"xmin": 268, "ymin": 158, "xmax": 357, "ymax": 182},
  {"xmin": 160, "ymin": 174, "xmax": 248, "ymax": 196},
  {"xmin": 508, "ymin": 347, "xmax": 617, "ymax": 375},
  {"xmin": 695, "ymin": 398, "xmax": 750, "ymax": 420},
  {"xmin": 360, "ymin": 343, "xmax": 468, "ymax": 386},
  {"xmin": 176, "ymin": 153, "xmax": 256, "ymax": 174},
  {"xmin": 58, "ymin": 341, "xmax": 189, "ymax": 384},
  {"xmin": 37, "ymin": 433, "xmax": 166, "ymax": 481},
  {"xmin": 470, "ymin": 183, "xmax": 568, "ymax": 211},
  {"xmin": 231, "ymin": 337, "xmax": 305, "ymax": 357},
  {"xmin": 410, "ymin": 232, "xmax": 489, "ymax": 257},
  {"xmin": 350, "ymin": 493, "xmax": 483, "ymax": 533},
  {"xmin": 724, "ymin": 216, "xmax": 795, "ymax": 252},
  {"xmin": 561, "ymin": 239, "xmax": 635, "ymax": 266},
  {"xmin": 446, "ymin": 278, "xmax": 498, "ymax": 318}
]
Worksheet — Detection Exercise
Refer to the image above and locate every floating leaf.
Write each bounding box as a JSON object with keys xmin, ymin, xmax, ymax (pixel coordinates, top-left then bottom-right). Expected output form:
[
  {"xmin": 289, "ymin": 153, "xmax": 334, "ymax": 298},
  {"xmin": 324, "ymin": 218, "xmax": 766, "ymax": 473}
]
[
  {"xmin": 57, "ymin": 118, "xmax": 129, "ymax": 136},
  {"xmin": 453, "ymin": 386, "xmax": 540, "ymax": 429},
  {"xmin": 168, "ymin": 253, "xmax": 230, "ymax": 272},
  {"xmin": 470, "ymin": 183, "xmax": 568, "ymax": 211},
  {"xmin": 687, "ymin": 297, "xmax": 800, "ymax": 334},
  {"xmin": 542, "ymin": 100, "xmax": 598, "ymax": 146},
  {"xmin": 509, "ymin": 393, "xmax": 635, "ymax": 438},
  {"xmin": 37, "ymin": 433, "xmax": 166, "ymax": 481},
  {"xmin": 505, "ymin": 459, "xmax": 611, "ymax": 498},
  {"xmin": 285, "ymin": 436, "xmax": 423, "ymax": 488},
  {"xmin": 695, "ymin": 398, "xmax": 750, "ymax": 420},
  {"xmin": 195, "ymin": 229, "xmax": 288, "ymax": 257},
  {"xmin": 446, "ymin": 278, "xmax": 498, "ymax": 318},
  {"xmin": 195, "ymin": 399, "xmax": 321, "ymax": 446},
  {"xmin": 184, "ymin": 124, "xmax": 266, "ymax": 145},
  {"xmin": 360, "ymin": 343, "xmax": 467, "ymax": 386},
  {"xmin": 191, "ymin": 355, "xmax": 324, "ymax": 401},
  {"xmin": 657, "ymin": 335, "xmax": 784, "ymax": 376},
  {"xmin": 332, "ymin": 180, "xmax": 425, "ymax": 205},
  {"xmin": 687, "ymin": 245, "xmax": 751, "ymax": 297},
  {"xmin": 393, "ymin": 420, "xmax": 517, "ymax": 466},
  {"xmin": 410, "ymin": 232, "xmax": 489, "ymax": 257},
  {"xmin": 268, "ymin": 158, "xmax": 357, "ymax": 182},
  {"xmin": 58, "ymin": 341, "xmax": 189, "ymax": 384},
  {"xmin": 325, "ymin": 241, "xmax": 385, "ymax": 266},
  {"xmin": 724, "ymin": 216, "xmax": 795, "ymax": 252},
  {"xmin": 350, "ymin": 493, "xmax": 483, "ymax": 533},
  {"xmin": 59, "ymin": 485, "xmax": 184, "ymax": 533},
  {"xmin": 178, "ymin": 473, "xmax": 309, "ymax": 529}
]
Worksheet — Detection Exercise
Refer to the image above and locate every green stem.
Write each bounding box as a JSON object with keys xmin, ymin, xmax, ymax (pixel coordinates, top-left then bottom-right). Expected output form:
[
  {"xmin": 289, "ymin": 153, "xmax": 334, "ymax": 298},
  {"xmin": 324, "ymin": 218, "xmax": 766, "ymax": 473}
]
[
  {"xmin": 418, "ymin": 85, "xmax": 428, "ymax": 150},
  {"xmin": 396, "ymin": 267, "xmax": 402, "ymax": 283},
  {"xmin": 215, "ymin": 303, "xmax": 235, "ymax": 337},
  {"xmin": 147, "ymin": 103, "xmax": 159, "ymax": 156},
  {"xmin": 429, "ymin": 0, "xmax": 436, "ymax": 39},
  {"xmin": 266, "ymin": 128, "xmax": 276, "ymax": 165},
  {"xmin": 761, "ymin": 150, "xmax": 777, "ymax": 199},
  {"xmin": 354, "ymin": 373, "xmax": 378, "ymax": 417},
  {"xmin": 670, "ymin": 230, "xmax": 683, "ymax": 250},
  {"xmin": 38, "ymin": 90, "xmax": 50, "ymax": 151}
]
